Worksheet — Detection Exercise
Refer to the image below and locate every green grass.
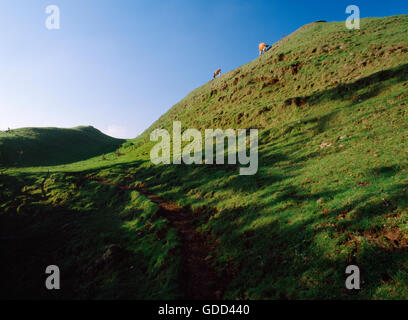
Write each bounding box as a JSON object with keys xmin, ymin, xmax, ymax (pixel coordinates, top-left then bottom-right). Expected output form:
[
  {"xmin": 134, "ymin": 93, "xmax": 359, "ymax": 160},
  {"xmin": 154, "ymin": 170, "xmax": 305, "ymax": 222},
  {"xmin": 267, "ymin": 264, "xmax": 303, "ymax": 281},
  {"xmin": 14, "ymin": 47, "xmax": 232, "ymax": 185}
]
[
  {"xmin": 0, "ymin": 126, "xmax": 125, "ymax": 167},
  {"xmin": 1, "ymin": 15, "xmax": 408, "ymax": 299},
  {"xmin": 0, "ymin": 172, "xmax": 180, "ymax": 299}
]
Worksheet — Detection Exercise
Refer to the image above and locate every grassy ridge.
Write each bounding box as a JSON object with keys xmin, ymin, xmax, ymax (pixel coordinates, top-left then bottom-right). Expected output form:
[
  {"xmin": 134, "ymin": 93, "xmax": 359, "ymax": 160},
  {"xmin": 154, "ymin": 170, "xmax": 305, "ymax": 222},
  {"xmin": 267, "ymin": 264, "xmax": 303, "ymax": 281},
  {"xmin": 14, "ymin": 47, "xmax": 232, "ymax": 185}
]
[
  {"xmin": 0, "ymin": 126, "xmax": 125, "ymax": 167},
  {"xmin": 1, "ymin": 15, "xmax": 408, "ymax": 299}
]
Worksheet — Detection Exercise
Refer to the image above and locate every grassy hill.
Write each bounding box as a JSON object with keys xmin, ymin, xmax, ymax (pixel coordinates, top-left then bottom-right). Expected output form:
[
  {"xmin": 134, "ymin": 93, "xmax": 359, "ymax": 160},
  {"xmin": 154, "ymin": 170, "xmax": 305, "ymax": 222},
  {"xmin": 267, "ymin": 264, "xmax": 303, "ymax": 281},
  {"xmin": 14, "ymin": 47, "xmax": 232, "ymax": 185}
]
[
  {"xmin": 1, "ymin": 15, "xmax": 408, "ymax": 300},
  {"xmin": 139, "ymin": 15, "xmax": 408, "ymax": 136},
  {"xmin": 0, "ymin": 126, "xmax": 125, "ymax": 167}
]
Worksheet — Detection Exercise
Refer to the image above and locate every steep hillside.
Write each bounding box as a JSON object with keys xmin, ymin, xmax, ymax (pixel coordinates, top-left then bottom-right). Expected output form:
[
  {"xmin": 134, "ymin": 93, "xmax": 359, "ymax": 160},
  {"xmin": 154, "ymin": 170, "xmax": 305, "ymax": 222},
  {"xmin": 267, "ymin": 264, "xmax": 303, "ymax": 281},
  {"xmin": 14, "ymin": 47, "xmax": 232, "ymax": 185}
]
[
  {"xmin": 0, "ymin": 126, "xmax": 125, "ymax": 167},
  {"xmin": 1, "ymin": 15, "xmax": 408, "ymax": 300},
  {"xmin": 103, "ymin": 15, "xmax": 408, "ymax": 299},
  {"xmin": 138, "ymin": 15, "xmax": 408, "ymax": 137}
]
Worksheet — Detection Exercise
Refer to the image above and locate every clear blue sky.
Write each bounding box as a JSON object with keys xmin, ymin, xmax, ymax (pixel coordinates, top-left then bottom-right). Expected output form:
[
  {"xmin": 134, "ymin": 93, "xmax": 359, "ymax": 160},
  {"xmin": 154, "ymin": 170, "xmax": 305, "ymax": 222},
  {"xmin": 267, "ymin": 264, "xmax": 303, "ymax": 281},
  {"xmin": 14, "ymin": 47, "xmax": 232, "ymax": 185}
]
[{"xmin": 0, "ymin": 1, "xmax": 406, "ymax": 138}]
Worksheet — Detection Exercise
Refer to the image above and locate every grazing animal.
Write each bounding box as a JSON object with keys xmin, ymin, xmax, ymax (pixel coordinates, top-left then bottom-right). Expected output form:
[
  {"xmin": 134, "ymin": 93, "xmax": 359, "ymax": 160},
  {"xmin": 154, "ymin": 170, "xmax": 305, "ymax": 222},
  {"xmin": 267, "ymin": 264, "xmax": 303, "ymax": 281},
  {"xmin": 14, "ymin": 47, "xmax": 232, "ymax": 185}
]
[
  {"xmin": 213, "ymin": 68, "xmax": 221, "ymax": 79},
  {"xmin": 259, "ymin": 42, "xmax": 270, "ymax": 56}
]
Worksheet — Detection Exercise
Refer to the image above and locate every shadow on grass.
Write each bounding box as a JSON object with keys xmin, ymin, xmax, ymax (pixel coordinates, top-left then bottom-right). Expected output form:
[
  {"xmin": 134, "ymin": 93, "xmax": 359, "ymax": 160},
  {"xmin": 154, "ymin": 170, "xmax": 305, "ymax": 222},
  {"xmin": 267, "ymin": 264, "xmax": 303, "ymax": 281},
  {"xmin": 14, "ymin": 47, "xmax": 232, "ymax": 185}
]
[
  {"xmin": 2, "ymin": 63, "xmax": 408, "ymax": 299},
  {"xmin": 81, "ymin": 129, "xmax": 407, "ymax": 299},
  {"xmin": 0, "ymin": 171, "xmax": 180, "ymax": 300}
]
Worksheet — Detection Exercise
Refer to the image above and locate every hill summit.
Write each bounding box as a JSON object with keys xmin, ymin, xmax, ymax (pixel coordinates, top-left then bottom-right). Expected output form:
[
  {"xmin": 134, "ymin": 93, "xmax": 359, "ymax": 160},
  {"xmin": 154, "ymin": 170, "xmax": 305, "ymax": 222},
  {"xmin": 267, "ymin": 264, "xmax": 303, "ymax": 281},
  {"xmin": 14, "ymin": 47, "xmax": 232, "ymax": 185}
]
[{"xmin": 0, "ymin": 126, "xmax": 124, "ymax": 166}]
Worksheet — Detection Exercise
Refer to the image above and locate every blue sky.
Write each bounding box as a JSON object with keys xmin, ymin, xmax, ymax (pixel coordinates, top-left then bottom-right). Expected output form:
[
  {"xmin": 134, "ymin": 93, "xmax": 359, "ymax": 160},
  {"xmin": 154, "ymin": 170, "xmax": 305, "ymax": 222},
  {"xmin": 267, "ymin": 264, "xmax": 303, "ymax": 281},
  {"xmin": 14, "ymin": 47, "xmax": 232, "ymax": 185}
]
[{"xmin": 0, "ymin": 1, "xmax": 406, "ymax": 138}]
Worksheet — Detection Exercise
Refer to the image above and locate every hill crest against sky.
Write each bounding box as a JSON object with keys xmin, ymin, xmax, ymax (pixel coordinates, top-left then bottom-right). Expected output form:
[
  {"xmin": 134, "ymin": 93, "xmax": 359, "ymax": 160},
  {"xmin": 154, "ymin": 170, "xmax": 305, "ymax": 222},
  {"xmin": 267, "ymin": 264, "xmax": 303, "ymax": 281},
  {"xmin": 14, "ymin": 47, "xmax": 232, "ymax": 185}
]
[
  {"xmin": 1, "ymin": 1, "xmax": 407, "ymax": 138},
  {"xmin": 135, "ymin": 15, "xmax": 408, "ymax": 138},
  {"xmin": 0, "ymin": 126, "xmax": 124, "ymax": 167}
]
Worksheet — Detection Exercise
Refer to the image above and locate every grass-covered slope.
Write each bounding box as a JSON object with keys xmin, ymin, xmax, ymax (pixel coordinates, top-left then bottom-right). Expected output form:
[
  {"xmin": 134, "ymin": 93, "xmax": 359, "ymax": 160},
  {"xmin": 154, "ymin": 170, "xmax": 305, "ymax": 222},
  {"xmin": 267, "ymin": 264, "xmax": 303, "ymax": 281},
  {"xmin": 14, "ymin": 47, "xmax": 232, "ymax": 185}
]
[
  {"xmin": 0, "ymin": 172, "xmax": 179, "ymax": 299},
  {"xmin": 0, "ymin": 126, "xmax": 124, "ymax": 167},
  {"xmin": 1, "ymin": 15, "xmax": 408, "ymax": 300},
  {"xmin": 139, "ymin": 15, "xmax": 408, "ymax": 136}
]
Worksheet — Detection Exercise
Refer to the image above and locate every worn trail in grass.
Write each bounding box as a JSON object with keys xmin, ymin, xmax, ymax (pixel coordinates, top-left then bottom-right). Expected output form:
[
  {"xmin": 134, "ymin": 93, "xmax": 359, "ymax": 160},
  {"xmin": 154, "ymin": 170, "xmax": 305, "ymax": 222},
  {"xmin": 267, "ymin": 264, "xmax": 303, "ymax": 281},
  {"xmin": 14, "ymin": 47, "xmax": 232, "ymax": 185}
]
[{"xmin": 85, "ymin": 174, "xmax": 224, "ymax": 300}]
